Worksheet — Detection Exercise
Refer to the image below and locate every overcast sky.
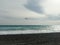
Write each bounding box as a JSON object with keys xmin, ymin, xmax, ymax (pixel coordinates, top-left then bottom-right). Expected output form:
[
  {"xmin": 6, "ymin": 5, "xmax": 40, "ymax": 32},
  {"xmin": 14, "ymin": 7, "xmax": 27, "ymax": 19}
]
[{"xmin": 0, "ymin": 0, "xmax": 60, "ymax": 25}]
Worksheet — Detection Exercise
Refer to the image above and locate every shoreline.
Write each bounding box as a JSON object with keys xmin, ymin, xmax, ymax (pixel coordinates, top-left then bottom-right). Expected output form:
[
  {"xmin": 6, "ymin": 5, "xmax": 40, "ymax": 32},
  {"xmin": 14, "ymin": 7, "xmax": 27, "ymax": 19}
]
[
  {"xmin": 0, "ymin": 32, "xmax": 60, "ymax": 45},
  {"xmin": 0, "ymin": 30, "xmax": 60, "ymax": 35}
]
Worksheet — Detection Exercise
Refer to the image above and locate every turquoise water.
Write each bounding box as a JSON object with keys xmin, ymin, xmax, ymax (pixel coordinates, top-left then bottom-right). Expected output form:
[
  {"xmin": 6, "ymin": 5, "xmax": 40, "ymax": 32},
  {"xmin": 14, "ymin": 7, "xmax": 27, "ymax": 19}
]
[
  {"xmin": 0, "ymin": 25, "xmax": 54, "ymax": 30},
  {"xmin": 0, "ymin": 25, "xmax": 60, "ymax": 35}
]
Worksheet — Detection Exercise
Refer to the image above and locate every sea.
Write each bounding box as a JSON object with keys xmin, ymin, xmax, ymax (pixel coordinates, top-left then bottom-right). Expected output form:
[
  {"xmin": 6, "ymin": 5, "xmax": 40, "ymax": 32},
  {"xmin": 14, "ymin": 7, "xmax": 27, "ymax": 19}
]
[{"xmin": 0, "ymin": 25, "xmax": 60, "ymax": 35}]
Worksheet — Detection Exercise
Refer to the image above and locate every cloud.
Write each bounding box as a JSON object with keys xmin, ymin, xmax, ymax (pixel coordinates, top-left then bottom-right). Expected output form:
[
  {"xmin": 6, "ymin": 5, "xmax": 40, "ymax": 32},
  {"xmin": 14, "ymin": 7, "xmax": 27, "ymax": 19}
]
[
  {"xmin": 47, "ymin": 15, "xmax": 60, "ymax": 20},
  {"xmin": 24, "ymin": 0, "xmax": 60, "ymax": 21},
  {"xmin": 42, "ymin": 0, "xmax": 60, "ymax": 15},
  {"xmin": 24, "ymin": 0, "xmax": 44, "ymax": 14},
  {"xmin": 0, "ymin": 0, "xmax": 60, "ymax": 25},
  {"xmin": 0, "ymin": 0, "xmax": 45, "ymax": 18}
]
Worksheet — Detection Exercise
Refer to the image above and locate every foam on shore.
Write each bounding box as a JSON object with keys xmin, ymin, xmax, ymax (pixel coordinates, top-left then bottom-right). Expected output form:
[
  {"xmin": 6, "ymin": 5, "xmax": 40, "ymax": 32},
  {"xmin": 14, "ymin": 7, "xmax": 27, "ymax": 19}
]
[{"xmin": 0, "ymin": 29, "xmax": 60, "ymax": 35}]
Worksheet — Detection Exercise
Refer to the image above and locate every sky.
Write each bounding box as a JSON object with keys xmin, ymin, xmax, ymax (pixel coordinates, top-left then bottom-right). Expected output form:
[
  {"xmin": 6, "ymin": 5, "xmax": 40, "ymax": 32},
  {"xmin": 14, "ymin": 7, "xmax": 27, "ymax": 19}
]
[{"xmin": 0, "ymin": 0, "xmax": 60, "ymax": 25}]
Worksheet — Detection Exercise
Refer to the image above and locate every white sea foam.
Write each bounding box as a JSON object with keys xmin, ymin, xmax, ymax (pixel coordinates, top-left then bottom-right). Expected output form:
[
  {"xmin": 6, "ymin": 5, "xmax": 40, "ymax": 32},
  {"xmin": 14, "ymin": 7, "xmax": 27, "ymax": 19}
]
[{"xmin": 0, "ymin": 29, "xmax": 60, "ymax": 35}]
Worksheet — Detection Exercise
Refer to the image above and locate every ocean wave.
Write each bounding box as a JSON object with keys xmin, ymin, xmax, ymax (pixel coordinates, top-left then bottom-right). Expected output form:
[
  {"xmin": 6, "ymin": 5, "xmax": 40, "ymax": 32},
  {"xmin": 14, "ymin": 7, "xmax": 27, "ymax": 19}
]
[
  {"xmin": 0, "ymin": 25, "xmax": 52, "ymax": 30},
  {"xmin": 0, "ymin": 25, "xmax": 60, "ymax": 35},
  {"xmin": 0, "ymin": 29, "xmax": 60, "ymax": 35}
]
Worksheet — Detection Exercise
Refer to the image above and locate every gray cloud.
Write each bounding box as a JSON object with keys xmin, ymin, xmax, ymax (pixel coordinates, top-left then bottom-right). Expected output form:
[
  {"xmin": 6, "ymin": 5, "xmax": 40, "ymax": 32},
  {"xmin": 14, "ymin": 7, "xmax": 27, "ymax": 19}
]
[
  {"xmin": 0, "ymin": 0, "xmax": 60, "ymax": 25},
  {"xmin": 47, "ymin": 15, "xmax": 60, "ymax": 20},
  {"xmin": 24, "ymin": 0, "xmax": 44, "ymax": 14}
]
